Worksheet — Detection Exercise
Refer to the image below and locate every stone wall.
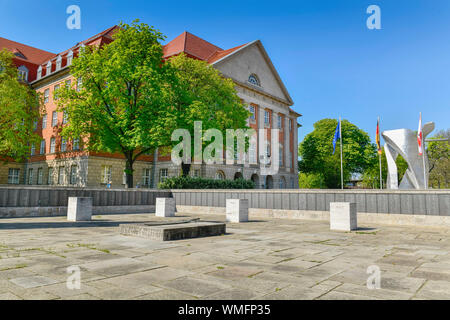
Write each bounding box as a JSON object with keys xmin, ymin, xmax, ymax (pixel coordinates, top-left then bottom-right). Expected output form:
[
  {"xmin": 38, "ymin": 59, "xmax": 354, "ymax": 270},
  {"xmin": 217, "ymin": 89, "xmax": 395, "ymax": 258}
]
[
  {"xmin": 171, "ymin": 189, "xmax": 450, "ymax": 216},
  {"xmin": 0, "ymin": 186, "xmax": 170, "ymax": 207}
]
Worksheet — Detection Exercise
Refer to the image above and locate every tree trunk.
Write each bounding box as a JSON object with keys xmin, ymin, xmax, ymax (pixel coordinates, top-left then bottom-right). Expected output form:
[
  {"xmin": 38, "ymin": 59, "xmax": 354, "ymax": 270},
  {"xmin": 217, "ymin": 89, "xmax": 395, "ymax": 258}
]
[
  {"xmin": 125, "ymin": 156, "xmax": 134, "ymax": 188},
  {"xmin": 181, "ymin": 162, "xmax": 191, "ymax": 177}
]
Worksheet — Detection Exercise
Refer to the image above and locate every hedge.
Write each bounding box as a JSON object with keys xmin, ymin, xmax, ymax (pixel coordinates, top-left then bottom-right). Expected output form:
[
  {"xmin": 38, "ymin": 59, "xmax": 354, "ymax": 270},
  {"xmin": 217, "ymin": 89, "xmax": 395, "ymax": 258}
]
[{"xmin": 158, "ymin": 176, "xmax": 254, "ymax": 189}]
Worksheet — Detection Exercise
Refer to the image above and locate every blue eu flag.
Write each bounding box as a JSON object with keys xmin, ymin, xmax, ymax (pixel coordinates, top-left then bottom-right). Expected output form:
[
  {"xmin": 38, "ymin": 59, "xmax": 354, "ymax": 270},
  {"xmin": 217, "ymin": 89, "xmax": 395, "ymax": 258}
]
[{"xmin": 332, "ymin": 121, "xmax": 340, "ymax": 155}]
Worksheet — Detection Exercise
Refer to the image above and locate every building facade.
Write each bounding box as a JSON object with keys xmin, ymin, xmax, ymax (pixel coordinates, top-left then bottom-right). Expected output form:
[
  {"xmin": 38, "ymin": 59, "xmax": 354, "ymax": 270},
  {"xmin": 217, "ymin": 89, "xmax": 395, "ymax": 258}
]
[{"xmin": 0, "ymin": 26, "xmax": 301, "ymax": 189}]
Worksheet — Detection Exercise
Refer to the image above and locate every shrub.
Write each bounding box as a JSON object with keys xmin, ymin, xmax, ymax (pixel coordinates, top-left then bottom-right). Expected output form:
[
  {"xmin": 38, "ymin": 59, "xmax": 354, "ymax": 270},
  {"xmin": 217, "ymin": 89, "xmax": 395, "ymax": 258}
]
[{"xmin": 158, "ymin": 176, "xmax": 254, "ymax": 189}]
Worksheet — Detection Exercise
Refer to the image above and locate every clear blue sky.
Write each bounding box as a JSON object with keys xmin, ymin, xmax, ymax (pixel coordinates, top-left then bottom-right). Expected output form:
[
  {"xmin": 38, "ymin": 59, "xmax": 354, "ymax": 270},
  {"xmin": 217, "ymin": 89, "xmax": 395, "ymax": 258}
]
[{"xmin": 1, "ymin": 0, "xmax": 449, "ymax": 144}]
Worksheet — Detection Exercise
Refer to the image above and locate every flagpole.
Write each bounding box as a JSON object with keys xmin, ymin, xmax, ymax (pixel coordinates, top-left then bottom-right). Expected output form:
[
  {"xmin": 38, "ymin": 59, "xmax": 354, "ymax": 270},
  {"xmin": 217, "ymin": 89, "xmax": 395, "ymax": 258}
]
[
  {"xmin": 339, "ymin": 116, "xmax": 343, "ymax": 189},
  {"xmin": 378, "ymin": 116, "xmax": 382, "ymax": 189}
]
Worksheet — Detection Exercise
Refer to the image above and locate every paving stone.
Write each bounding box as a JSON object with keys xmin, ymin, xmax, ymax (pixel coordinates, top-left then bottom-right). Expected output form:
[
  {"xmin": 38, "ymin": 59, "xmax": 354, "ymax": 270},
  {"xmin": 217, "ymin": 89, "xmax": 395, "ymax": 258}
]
[
  {"xmin": 9, "ymin": 275, "xmax": 58, "ymax": 289},
  {"xmin": 161, "ymin": 276, "xmax": 232, "ymax": 297}
]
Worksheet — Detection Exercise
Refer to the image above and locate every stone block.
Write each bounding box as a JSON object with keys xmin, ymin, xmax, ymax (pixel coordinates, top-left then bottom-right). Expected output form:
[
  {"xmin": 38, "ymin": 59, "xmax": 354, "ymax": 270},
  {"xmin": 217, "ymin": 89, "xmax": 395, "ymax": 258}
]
[
  {"xmin": 119, "ymin": 221, "xmax": 226, "ymax": 241},
  {"xmin": 67, "ymin": 197, "xmax": 92, "ymax": 221},
  {"xmin": 155, "ymin": 197, "xmax": 176, "ymax": 217},
  {"xmin": 226, "ymin": 199, "xmax": 249, "ymax": 223},
  {"xmin": 330, "ymin": 202, "xmax": 357, "ymax": 231}
]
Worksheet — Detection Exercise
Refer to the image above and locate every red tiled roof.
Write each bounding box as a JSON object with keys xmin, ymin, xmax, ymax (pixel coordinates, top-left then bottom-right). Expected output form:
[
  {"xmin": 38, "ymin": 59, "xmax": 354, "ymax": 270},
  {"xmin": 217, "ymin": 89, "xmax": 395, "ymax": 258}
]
[
  {"xmin": 207, "ymin": 43, "xmax": 247, "ymax": 64},
  {"xmin": 164, "ymin": 31, "xmax": 223, "ymax": 61},
  {"xmin": 0, "ymin": 37, "xmax": 55, "ymax": 64}
]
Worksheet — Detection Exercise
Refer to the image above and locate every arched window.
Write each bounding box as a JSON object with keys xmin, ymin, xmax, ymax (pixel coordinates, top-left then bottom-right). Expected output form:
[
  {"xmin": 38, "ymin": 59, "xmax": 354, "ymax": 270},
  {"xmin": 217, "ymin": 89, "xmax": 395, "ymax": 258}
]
[
  {"xmin": 56, "ymin": 56, "xmax": 62, "ymax": 70},
  {"xmin": 67, "ymin": 50, "xmax": 73, "ymax": 66},
  {"xmin": 215, "ymin": 170, "xmax": 225, "ymax": 180},
  {"xmin": 17, "ymin": 65, "xmax": 29, "ymax": 82},
  {"xmin": 46, "ymin": 61, "xmax": 52, "ymax": 75},
  {"xmin": 248, "ymin": 74, "xmax": 260, "ymax": 86}
]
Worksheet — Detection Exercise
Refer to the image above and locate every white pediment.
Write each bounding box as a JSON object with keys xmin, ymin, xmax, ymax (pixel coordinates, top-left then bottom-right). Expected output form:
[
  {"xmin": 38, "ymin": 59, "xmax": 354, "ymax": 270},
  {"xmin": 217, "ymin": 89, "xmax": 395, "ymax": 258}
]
[{"xmin": 212, "ymin": 41, "xmax": 293, "ymax": 105}]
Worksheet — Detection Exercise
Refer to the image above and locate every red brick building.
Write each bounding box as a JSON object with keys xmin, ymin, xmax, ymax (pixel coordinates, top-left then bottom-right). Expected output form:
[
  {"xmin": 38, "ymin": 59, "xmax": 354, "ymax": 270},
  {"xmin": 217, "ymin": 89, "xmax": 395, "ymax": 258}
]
[{"xmin": 0, "ymin": 26, "xmax": 300, "ymax": 189}]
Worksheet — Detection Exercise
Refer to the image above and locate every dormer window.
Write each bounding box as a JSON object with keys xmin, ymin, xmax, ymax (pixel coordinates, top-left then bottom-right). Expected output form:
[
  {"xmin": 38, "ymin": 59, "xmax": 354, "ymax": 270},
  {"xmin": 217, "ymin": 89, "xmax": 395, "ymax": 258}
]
[
  {"xmin": 46, "ymin": 61, "xmax": 52, "ymax": 75},
  {"xmin": 56, "ymin": 56, "xmax": 62, "ymax": 71},
  {"xmin": 248, "ymin": 74, "xmax": 260, "ymax": 86},
  {"xmin": 67, "ymin": 50, "xmax": 73, "ymax": 66},
  {"xmin": 17, "ymin": 65, "xmax": 29, "ymax": 82},
  {"xmin": 37, "ymin": 66, "xmax": 42, "ymax": 80}
]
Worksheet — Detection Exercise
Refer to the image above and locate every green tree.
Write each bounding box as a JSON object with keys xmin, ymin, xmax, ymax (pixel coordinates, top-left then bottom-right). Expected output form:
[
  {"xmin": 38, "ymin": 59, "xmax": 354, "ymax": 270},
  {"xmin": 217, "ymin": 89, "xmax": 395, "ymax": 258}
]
[
  {"xmin": 428, "ymin": 129, "xmax": 449, "ymax": 188},
  {"xmin": 298, "ymin": 172, "xmax": 325, "ymax": 189},
  {"xmin": 298, "ymin": 118, "xmax": 375, "ymax": 188},
  {"xmin": 57, "ymin": 21, "xmax": 173, "ymax": 188},
  {"xmin": 361, "ymin": 149, "xmax": 408, "ymax": 189},
  {"xmin": 165, "ymin": 53, "xmax": 250, "ymax": 176},
  {"xmin": 0, "ymin": 49, "xmax": 41, "ymax": 161}
]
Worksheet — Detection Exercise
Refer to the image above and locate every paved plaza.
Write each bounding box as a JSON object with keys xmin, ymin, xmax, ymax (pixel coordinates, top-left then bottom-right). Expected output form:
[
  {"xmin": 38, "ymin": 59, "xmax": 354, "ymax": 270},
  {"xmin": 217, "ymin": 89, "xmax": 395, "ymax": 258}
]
[{"xmin": 0, "ymin": 212, "xmax": 449, "ymax": 300}]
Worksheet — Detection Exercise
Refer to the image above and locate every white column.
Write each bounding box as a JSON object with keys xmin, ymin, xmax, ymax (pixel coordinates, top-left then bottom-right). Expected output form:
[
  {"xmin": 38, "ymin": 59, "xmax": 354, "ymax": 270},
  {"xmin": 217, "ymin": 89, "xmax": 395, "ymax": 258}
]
[
  {"xmin": 293, "ymin": 118, "xmax": 298, "ymax": 173},
  {"xmin": 285, "ymin": 117, "xmax": 290, "ymax": 169}
]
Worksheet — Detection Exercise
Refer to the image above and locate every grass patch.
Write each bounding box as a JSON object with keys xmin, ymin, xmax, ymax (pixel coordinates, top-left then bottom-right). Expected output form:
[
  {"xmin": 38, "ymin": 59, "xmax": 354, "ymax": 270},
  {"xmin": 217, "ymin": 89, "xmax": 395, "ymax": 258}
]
[
  {"xmin": 216, "ymin": 266, "xmax": 225, "ymax": 270},
  {"xmin": 0, "ymin": 264, "xmax": 27, "ymax": 272},
  {"xmin": 356, "ymin": 231, "xmax": 377, "ymax": 235},
  {"xmin": 67, "ymin": 243, "xmax": 111, "ymax": 254}
]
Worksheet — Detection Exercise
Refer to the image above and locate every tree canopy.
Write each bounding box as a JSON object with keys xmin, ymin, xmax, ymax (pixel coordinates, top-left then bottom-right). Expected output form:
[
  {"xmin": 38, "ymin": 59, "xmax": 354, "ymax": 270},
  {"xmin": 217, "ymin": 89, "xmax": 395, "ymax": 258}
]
[
  {"xmin": 428, "ymin": 129, "xmax": 449, "ymax": 189},
  {"xmin": 57, "ymin": 20, "xmax": 250, "ymax": 187},
  {"xmin": 298, "ymin": 118, "xmax": 375, "ymax": 188},
  {"xmin": 0, "ymin": 49, "xmax": 41, "ymax": 161}
]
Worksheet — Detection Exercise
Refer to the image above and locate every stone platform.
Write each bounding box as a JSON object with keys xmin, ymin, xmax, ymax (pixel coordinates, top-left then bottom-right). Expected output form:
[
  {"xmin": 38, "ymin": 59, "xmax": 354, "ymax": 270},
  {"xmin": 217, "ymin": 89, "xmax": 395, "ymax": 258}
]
[{"xmin": 119, "ymin": 220, "xmax": 226, "ymax": 241}]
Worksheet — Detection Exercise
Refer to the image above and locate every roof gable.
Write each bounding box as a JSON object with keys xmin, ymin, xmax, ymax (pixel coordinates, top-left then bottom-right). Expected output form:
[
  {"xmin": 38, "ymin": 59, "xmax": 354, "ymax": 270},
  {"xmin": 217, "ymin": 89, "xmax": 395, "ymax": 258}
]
[{"xmin": 212, "ymin": 41, "xmax": 294, "ymax": 106}]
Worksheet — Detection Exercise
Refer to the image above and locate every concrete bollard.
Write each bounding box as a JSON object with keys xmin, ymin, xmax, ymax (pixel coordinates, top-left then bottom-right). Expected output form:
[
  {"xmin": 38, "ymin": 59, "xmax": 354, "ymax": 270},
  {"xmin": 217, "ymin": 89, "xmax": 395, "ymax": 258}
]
[
  {"xmin": 67, "ymin": 197, "xmax": 92, "ymax": 221},
  {"xmin": 155, "ymin": 198, "xmax": 176, "ymax": 217},
  {"xmin": 226, "ymin": 199, "xmax": 249, "ymax": 223},
  {"xmin": 330, "ymin": 202, "xmax": 357, "ymax": 231}
]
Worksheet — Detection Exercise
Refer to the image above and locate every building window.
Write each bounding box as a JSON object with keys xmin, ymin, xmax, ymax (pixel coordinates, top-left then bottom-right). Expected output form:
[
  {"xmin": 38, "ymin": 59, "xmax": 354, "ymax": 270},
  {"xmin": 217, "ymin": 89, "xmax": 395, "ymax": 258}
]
[
  {"xmin": 248, "ymin": 74, "xmax": 260, "ymax": 86},
  {"xmin": 42, "ymin": 114, "xmax": 47, "ymax": 129},
  {"xmin": 56, "ymin": 56, "xmax": 62, "ymax": 70},
  {"xmin": 76, "ymin": 77, "xmax": 82, "ymax": 92},
  {"xmin": 192, "ymin": 169, "xmax": 200, "ymax": 177},
  {"xmin": 54, "ymin": 84, "xmax": 60, "ymax": 100},
  {"xmin": 50, "ymin": 137, "xmax": 56, "ymax": 153},
  {"xmin": 47, "ymin": 167, "xmax": 53, "ymax": 185},
  {"xmin": 8, "ymin": 168, "xmax": 20, "ymax": 184},
  {"xmin": 58, "ymin": 167, "xmax": 65, "ymax": 185},
  {"xmin": 101, "ymin": 165, "xmax": 112, "ymax": 184},
  {"xmin": 73, "ymin": 138, "xmax": 80, "ymax": 150},
  {"xmin": 28, "ymin": 168, "xmax": 33, "ymax": 185},
  {"xmin": 279, "ymin": 177, "xmax": 285, "ymax": 189},
  {"xmin": 61, "ymin": 138, "xmax": 67, "ymax": 152},
  {"xmin": 264, "ymin": 110, "xmax": 270, "ymax": 126},
  {"xmin": 52, "ymin": 111, "xmax": 57, "ymax": 127},
  {"xmin": 290, "ymin": 178, "xmax": 295, "ymax": 188},
  {"xmin": 143, "ymin": 168, "xmax": 151, "ymax": 187},
  {"xmin": 70, "ymin": 165, "xmax": 77, "ymax": 185},
  {"xmin": 40, "ymin": 140, "xmax": 46, "ymax": 155},
  {"xmin": 249, "ymin": 105, "xmax": 255, "ymax": 121},
  {"xmin": 67, "ymin": 51, "xmax": 73, "ymax": 66},
  {"xmin": 37, "ymin": 168, "xmax": 43, "ymax": 185},
  {"xmin": 279, "ymin": 145, "xmax": 283, "ymax": 167},
  {"xmin": 18, "ymin": 66, "xmax": 28, "ymax": 82},
  {"xmin": 37, "ymin": 66, "xmax": 42, "ymax": 80},
  {"xmin": 277, "ymin": 115, "xmax": 282, "ymax": 129},
  {"xmin": 44, "ymin": 89, "xmax": 50, "ymax": 103},
  {"xmin": 289, "ymin": 119, "xmax": 292, "ymax": 131},
  {"xmin": 30, "ymin": 143, "xmax": 35, "ymax": 156},
  {"xmin": 215, "ymin": 170, "xmax": 225, "ymax": 180},
  {"xmin": 63, "ymin": 110, "xmax": 68, "ymax": 124},
  {"xmin": 46, "ymin": 61, "xmax": 51, "ymax": 75},
  {"xmin": 159, "ymin": 168, "xmax": 168, "ymax": 182},
  {"xmin": 33, "ymin": 120, "xmax": 38, "ymax": 131}
]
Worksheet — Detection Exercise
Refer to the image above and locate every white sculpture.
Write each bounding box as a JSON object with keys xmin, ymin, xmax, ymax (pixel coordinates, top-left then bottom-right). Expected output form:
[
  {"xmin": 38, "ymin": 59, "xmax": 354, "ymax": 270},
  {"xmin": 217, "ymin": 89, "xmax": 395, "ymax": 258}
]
[{"xmin": 382, "ymin": 122, "xmax": 434, "ymax": 189}]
